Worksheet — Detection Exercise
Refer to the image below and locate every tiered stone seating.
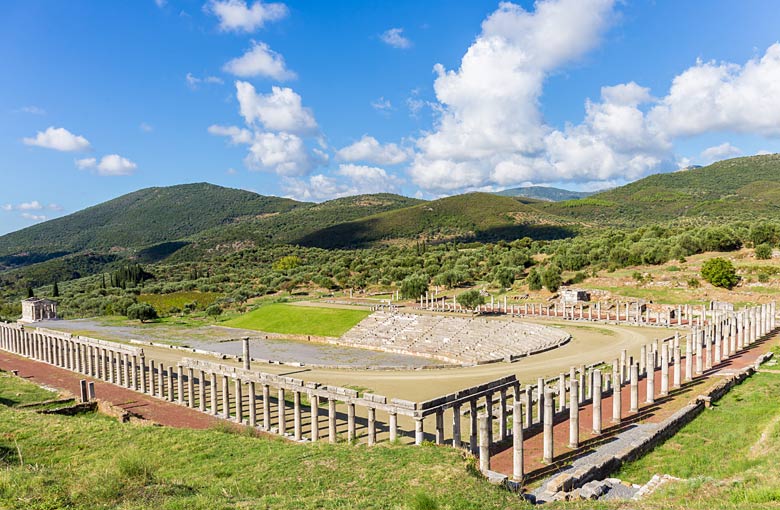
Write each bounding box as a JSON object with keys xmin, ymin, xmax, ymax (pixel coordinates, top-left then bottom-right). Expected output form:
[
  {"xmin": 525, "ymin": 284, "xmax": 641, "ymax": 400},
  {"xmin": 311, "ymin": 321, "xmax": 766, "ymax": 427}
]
[{"xmin": 338, "ymin": 312, "xmax": 570, "ymax": 364}]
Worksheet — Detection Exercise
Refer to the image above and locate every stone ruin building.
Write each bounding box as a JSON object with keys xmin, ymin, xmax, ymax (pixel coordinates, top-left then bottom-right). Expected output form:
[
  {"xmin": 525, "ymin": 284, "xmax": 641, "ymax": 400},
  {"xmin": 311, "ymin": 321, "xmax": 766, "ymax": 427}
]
[{"xmin": 20, "ymin": 298, "xmax": 58, "ymax": 323}]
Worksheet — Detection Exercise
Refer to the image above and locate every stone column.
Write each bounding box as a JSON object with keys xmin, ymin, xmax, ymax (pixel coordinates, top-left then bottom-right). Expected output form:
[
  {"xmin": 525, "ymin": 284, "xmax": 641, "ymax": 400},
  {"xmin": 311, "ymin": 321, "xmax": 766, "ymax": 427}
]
[
  {"xmin": 660, "ymin": 343, "xmax": 669, "ymax": 397},
  {"xmin": 523, "ymin": 386, "xmax": 532, "ymax": 428},
  {"xmin": 646, "ymin": 349, "xmax": 655, "ymax": 404},
  {"xmin": 248, "ymin": 381, "xmax": 257, "ymax": 427},
  {"xmin": 242, "ymin": 337, "xmax": 250, "ymax": 370},
  {"xmin": 415, "ymin": 417, "xmax": 424, "ymax": 446},
  {"xmin": 199, "ymin": 370, "xmax": 207, "ymax": 412},
  {"xmin": 569, "ymin": 379, "xmax": 579, "ymax": 448},
  {"xmin": 221, "ymin": 375, "xmax": 230, "ymax": 419},
  {"xmin": 536, "ymin": 380, "xmax": 544, "ymax": 423},
  {"xmin": 139, "ymin": 356, "xmax": 148, "ymax": 394},
  {"xmin": 130, "ymin": 355, "xmax": 138, "ymax": 391},
  {"xmin": 695, "ymin": 332, "xmax": 703, "ymax": 375},
  {"xmin": 347, "ymin": 403, "xmax": 356, "ymax": 442},
  {"xmin": 389, "ymin": 411, "xmax": 398, "ymax": 443},
  {"xmin": 435, "ymin": 409, "xmax": 444, "ymax": 445},
  {"xmin": 148, "ymin": 360, "xmax": 156, "ymax": 396},
  {"xmin": 478, "ymin": 413, "xmax": 490, "ymax": 473},
  {"xmin": 123, "ymin": 353, "xmax": 130, "ymax": 388},
  {"xmin": 558, "ymin": 374, "xmax": 566, "ymax": 412},
  {"xmin": 293, "ymin": 391, "xmax": 302, "ymax": 440},
  {"xmin": 210, "ymin": 372, "xmax": 218, "ymax": 413},
  {"xmin": 630, "ymin": 363, "xmax": 639, "ymax": 413},
  {"xmin": 452, "ymin": 403, "xmax": 462, "ymax": 448},
  {"xmin": 578, "ymin": 367, "xmax": 585, "ymax": 404},
  {"xmin": 310, "ymin": 394, "xmax": 319, "ymax": 441},
  {"xmin": 470, "ymin": 399, "xmax": 478, "ymax": 453},
  {"xmin": 328, "ymin": 398, "xmax": 337, "ymax": 443},
  {"xmin": 513, "ymin": 401, "xmax": 524, "ymax": 482},
  {"xmin": 499, "ymin": 389, "xmax": 507, "ymax": 440},
  {"xmin": 543, "ymin": 388, "xmax": 554, "ymax": 463},
  {"xmin": 640, "ymin": 344, "xmax": 647, "ymax": 375},
  {"xmin": 673, "ymin": 345, "xmax": 681, "ymax": 388},
  {"xmin": 262, "ymin": 384, "xmax": 271, "ymax": 430},
  {"xmin": 278, "ymin": 388, "xmax": 286, "ymax": 435},
  {"xmin": 175, "ymin": 366, "xmax": 184, "ymax": 404},
  {"xmin": 592, "ymin": 369, "xmax": 602, "ymax": 435},
  {"xmin": 612, "ymin": 361, "xmax": 621, "ymax": 424},
  {"xmin": 187, "ymin": 368, "xmax": 195, "ymax": 407},
  {"xmin": 367, "ymin": 407, "xmax": 376, "ymax": 446},
  {"xmin": 167, "ymin": 366, "xmax": 175, "ymax": 402}
]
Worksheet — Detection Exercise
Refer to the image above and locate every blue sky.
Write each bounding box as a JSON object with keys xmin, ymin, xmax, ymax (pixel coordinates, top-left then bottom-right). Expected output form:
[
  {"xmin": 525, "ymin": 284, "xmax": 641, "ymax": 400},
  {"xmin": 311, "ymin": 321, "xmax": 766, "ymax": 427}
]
[{"xmin": 2, "ymin": 0, "xmax": 780, "ymax": 235}]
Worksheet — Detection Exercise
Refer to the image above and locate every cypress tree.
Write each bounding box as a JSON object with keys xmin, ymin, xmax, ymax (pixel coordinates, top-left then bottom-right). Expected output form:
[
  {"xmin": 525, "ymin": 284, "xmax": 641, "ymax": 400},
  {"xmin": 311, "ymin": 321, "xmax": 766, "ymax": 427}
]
[
  {"xmin": 27, "ymin": 287, "xmax": 34, "ymax": 298},
  {"xmin": 52, "ymin": 281, "xmax": 59, "ymax": 298}
]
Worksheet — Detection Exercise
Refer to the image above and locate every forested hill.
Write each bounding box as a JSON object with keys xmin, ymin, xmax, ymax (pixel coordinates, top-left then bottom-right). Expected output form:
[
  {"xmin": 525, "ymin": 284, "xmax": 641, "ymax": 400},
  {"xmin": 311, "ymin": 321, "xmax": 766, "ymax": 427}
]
[
  {"xmin": 495, "ymin": 186, "xmax": 594, "ymax": 202},
  {"xmin": 543, "ymin": 154, "xmax": 780, "ymax": 224},
  {"xmin": 0, "ymin": 183, "xmax": 305, "ymax": 266}
]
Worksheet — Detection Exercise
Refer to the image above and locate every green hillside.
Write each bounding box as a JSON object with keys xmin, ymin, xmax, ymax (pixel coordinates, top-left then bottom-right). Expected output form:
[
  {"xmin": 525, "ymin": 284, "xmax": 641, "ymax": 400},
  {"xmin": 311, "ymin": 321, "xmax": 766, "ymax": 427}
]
[
  {"xmin": 544, "ymin": 154, "xmax": 780, "ymax": 224},
  {"xmin": 172, "ymin": 193, "xmax": 424, "ymax": 260},
  {"xmin": 0, "ymin": 183, "xmax": 305, "ymax": 267},
  {"xmin": 295, "ymin": 192, "xmax": 578, "ymax": 248},
  {"xmin": 495, "ymin": 185, "xmax": 595, "ymax": 201}
]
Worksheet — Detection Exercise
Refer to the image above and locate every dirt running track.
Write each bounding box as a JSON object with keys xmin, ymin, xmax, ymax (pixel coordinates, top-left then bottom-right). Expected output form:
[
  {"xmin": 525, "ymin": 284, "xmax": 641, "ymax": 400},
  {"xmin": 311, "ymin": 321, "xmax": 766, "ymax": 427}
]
[{"xmin": 0, "ymin": 350, "xmax": 220, "ymax": 429}]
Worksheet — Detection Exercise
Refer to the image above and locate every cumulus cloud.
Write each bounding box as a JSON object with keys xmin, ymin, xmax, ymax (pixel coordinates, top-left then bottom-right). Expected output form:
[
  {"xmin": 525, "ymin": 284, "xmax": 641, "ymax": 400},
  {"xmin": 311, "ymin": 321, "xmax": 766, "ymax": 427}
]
[
  {"xmin": 18, "ymin": 201, "xmax": 43, "ymax": 211},
  {"xmin": 18, "ymin": 105, "xmax": 46, "ymax": 115},
  {"xmin": 223, "ymin": 41, "xmax": 296, "ymax": 80},
  {"xmin": 75, "ymin": 155, "xmax": 137, "ymax": 176},
  {"xmin": 380, "ymin": 28, "xmax": 412, "ymax": 49},
  {"xmin": 186, "ymin": 72, "xmax": 224, "ymax": 89},
  {"xmin": 207, "ymin": 0, "xmax": 288, "ymax": 32},
  {"xmin": 244, "ymin": 131, "xmax": 318, "ymax": 176},
  {"xmin": 208, "ymin": 124, "xmax": 253, "ymax": 144},
  {"xmin": 21, "ymin": 213, "xmax": 47, "ymax": 221},
  {"xmin": 283, "ymin": 164, "xmax": 403, "ymax": 201},
  {"xmin": 371, "ymin": 97, "xmax": 392, "ymax": 112},
  {"xmin": 23, "ymin": 126, "xmax": 91, "ymax": 152},
  {"xmin": 700, "ymin": 142, "xmax": 742, "ymax": 164},
  {"xmin": 336, "ymin": 135, "xmax": 409, "ymax": 165},
  {"xmin": 235, "ymin": 81, "xmax": 317, "ymax": 133}
]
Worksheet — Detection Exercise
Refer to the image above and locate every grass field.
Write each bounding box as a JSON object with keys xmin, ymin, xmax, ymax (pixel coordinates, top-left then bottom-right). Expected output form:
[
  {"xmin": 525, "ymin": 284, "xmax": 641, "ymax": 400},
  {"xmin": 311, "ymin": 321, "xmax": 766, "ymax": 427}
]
[
  {"xmin": 0, "ymin": 372, "xmax": 520, "ymax": 510},
  {"xmin": 223, "ymin": 303, "xmax": 370, "ymax": 337},
  {"xmin": 138, "ymin": 291, "xmax": 221, "ymax": 313}
]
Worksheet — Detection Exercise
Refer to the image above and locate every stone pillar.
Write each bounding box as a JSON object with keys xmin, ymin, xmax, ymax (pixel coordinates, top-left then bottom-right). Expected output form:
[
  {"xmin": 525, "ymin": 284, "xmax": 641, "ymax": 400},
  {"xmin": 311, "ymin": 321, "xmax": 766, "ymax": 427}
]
[
  {"xmin": 620, "ymin": 350, "xmax": 628, "ymax": 382},
  {"xmin": 221, "ymin": 374, "xmax": 230, "ymax": 419},
  {"xmin": 646, "ymin": 348, "xmax": 655, "ymax": 404},
  {"xmin": 278, "ymin": 388, "xmax": 286, "ymax": 435},
  {"xmin": 248, "ymin": 381, "xmax": 257, "ymax": 427},
  {"xmin": 79, "ymin": 379, "xmax": 88, "ymax": 403},
  {"xmin": 187, "ymin": 368, "xmax": 195, "ymax": 407},
  {"xmin": 328, "ymin": 398, "xmax": 337, "ymax": 443},
  {"xmin": 630, "ymin": 363, "xmax": 639, "ymax": 413},
  {"xmin": 123, "ymin": 353, "xmax": 130, "ymax": 388},
  {"xmin": 499, "ymin": 389, "xmax": 507, "ymax": 440},
  {"xmin": 209, "ymin": 372, "xmax": 218, "ymax": 413},
  {"xmin": 592, "ymin": 369, "xmax": 602, "ymax": 435},
  {"xmin": 347, "ymin": 403, "xmax": 356, "ymax": 442},
  {"xmin": 367, "ymin": 407, "xmax": 376, "ymax": 446},
  {"xmin": 130, "ymin": 355, "xmax": 138, "ymax": 391},
  {"xmin": 612, "ymin": 361, "xmax": 621, "ymax": 424},
  {"xmin": 293, "ymin": 391, "xmax": 302, "ymax": 440},
  {"xmin": 139, "ymin": 356, "xmax": 148, "ymax": 394},
  {"xmin": 523, "ymin": 386, "xmax": 532, "ymax": 428},
  {"xmin": 558, "ymin": 374, "xmax": 566, "ymax": 412},
  {"xmin": 640, "ymin": 344, "xmax": 647, "ymax": 375},
  {"xmin": 167, "ymin": 366, "xmax": 175, "ymax": 402},
  {"xmin": 536, "ymin": 379, "xmax": 544, "ymax": 423},
  {"xmin": 175, "ymin": 366, "xmax": 184, "ymax": 404},
  {"xmin": 452, "ymin": 403, "xmax": 462, "ymax": 448},
  {"xmin": 235, "ymin": 378, "xmax": 244, "ymax": 424},
  {"xmin": 199, "ymin": 370, "xmax": 207, "ymax": 412},
  {"xmin": 543, "ymin": 388, "xmax": 554, "ymax": 463},
  {"xmin": 513, "ymin": 401, "xmax": 524, "ymax": 482},
  {"xmin": 389, "ymin": 411, "xmax": 398, "ymax": 443},
  {"xmin": 569, "ymin": 379, "xmax": 579, "ymax": 448},
  {"xmin": 660, "ymin": 343, "xmax": 669, "ymax": 397},
  {"xmin": 262, "ymin": 384, "xmax": 271, "ymax": 430},
  {"xmin": 470, "ymin": 399, "xmax": 478, "ymax": 453},
  {"xmin": 148, "ymin": 360, "xmax": 156, "ymax": 397},
  {"xmin": 415, "ymin": 417, "xmax": 424, "ymax": 446},
  {"xmin": 578, "ymin": 367, "xmax": 585, "ymax": 404},
  {"xmin": 435, "ymin": 409, "xmax": 444, "ymax": 445},
  {"xmin": 695, "ymin": 332, "xmax": 703, "ymax": 375},
  {"xmin": 478, "ymin": 414, "xmax": 490, "ymax": 473},
  {"xmin": 242, "ymin": 337, "xmax": 250, "ymax": 370},
  {"xmin": 310, "ymin": 394, "xmax": 319, "ymax": 441},
  {"xmin": 673, "ymin": 345, "xmax": 681, "ymax": 388}
]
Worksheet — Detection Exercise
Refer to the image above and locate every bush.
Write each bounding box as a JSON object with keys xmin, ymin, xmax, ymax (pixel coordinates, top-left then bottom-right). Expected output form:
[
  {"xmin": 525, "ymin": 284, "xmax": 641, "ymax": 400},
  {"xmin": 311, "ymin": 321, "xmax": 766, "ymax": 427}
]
[
  {"xmin": 701, "ymin": 258, "xmax": 739, "ymax": 289},
  {"xmin": 456, "ymin": 289, "xmax": 485, "ymax": 311},
  {"xmin": 755, "ymin": 244, "xmax": 772, "ymax": 260},
  {"xmin": 687, "ymin": 277, "xmax": 701, "ymax": 289},
  {"xmin": 541, "ymin": 265, "xmax": 562, "ymax": 293},
  {"xmin": 526, "ymin": 268, "xmax": 542, "ymax": 291},
  {"xmin": 400, "ymin": 274, "xmax": 428, "ymax": 299},
  {"xmin": 205, "ymin": 304, "xmax": 223, "ymax": 317},
  {"xmin": 126, "ymin": 303, "xmax": 158, "ymax": 323}
]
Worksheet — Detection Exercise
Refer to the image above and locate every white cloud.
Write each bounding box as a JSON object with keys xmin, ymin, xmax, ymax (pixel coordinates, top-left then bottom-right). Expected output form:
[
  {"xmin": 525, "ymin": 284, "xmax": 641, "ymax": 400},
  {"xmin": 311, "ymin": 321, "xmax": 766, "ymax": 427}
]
[
  {"xmin": 226, "ymin": 167, "xmax": 237, "ymax": 175},
  {"xmin": 75, "ymin": 155, "xmax": 137, "ymax": 176},
  {"xmin": 235, "ymin": 81, "xmax": 317, "ymax": 133},
  {"xmin": 21, "ymin": 213, "xmax": 46, "ymax": 222},
  {"xmin": 186, "ymin": 72, "xmax": 224, "ymax": 89},
  {"xmin": 700, "ymin": 142, "xmax": 742, "ymax": 164},
  {"xmin": 380, "ymin": 28, "xmax": 412, "ymax": 49},
  {"xmin": 48, "ymin": 203, "xmax": 63, "ymax": 211},
  {"xmin": 18, "ymin": 106, "xmax": 46, "ymax": 115},
  {"xmin": 336, "ymin": 164, "xmax": 403, "ymax": 193},
  {"xmin": 336, "ymin": 135, "xmax": 409, "ymax": 165},
  {"xmin": 1, "ymin": 204, "xmax": 11, "ymax": 211},
  {"xmin": 208, "ymin": 124, "xmax": 253, "ymax": 144},
  {"xmin": 18, "ymin": 201, "xmax": 43, "ymax": 211},
  {"xmin": 223, "ymin": 41, "xmax": 296, "ymax": 80},
  {"xmin": 244, "ymin": 131, "xmax": 320, "ymax": 176},
  {"xmin": 371, "ymin": 97, "xmax": 392, "ymax": 112},
  {"xmin": 283, "ymin": 165, "xmax": 403, "ymax": 201},
  {"xmin": 23, "ymin": 126, "xmax": 91, "ymax": 152},
  {"xmin": 140, "ymin": 122, "xmax": 154, "ymax": 132},
  {"xmin": 207, "ymin": 0, "xmax": 288, "ymax": 32},
  {"xmin": 649, "ymin": 43, "xmax": 780, "ymax": 137},
  {"xmin": 154, "ymin": 0, "xmax": 166, "ymax": 7}
]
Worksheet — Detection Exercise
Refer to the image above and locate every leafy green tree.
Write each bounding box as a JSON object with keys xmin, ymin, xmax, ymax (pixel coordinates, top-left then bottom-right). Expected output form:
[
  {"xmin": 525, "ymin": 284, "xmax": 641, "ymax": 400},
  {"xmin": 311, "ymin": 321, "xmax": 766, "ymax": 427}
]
[
  {"xmin": 126, "ymin": 303, "xmax": 158, "ymax": 323},
  {"xmin": 205, "ymin": 304, "xmax": 222, "ymax": 317},
  {"xmin": 273, "ymin": 255, "xmax": 302, "ymax": 271},
  {"xmin": 755, "ymin": 243, "xmax": 772, "ymax": 260},
  {"xmin": 541, "ymin": 265, "xmax": 563, "ymax": 293},
  {"xmin": 495, "ymin": 267, "xmax": 515, "ymax": 289},
  {"xmin": 750, "ymin": 223, "xmax": 777, "ymax": 247},
  {"xmin": 526, "ymin": 268, "xmax": 542, "ymax": 291},
  {"xmin": 52, "ymin": 281, "xmax": 59, "ymax": 298},
  {"xmin": 400, "ymin": 274, "xmax": 428, "ymax": 299},
  {"xmin": 457, "ymin": 289, "xmax": 485, "ymax": 311},
  {"xmin": 701, "ymin": 258, "xmax": 739, "ymax": 289}
]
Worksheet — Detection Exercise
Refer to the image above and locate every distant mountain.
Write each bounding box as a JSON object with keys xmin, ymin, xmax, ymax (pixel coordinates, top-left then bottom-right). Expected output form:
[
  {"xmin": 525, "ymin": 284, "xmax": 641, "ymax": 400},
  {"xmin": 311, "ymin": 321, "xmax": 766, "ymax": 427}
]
[
  {"xmin": 0, "ymin": 183, "xmax": 305, "ymax": 268},
  {"xmin": 495, "ymin": 186, "xmax": 595, "ymax": 202},
  {"xmin": 543, "ymin": 154, "xmax": 780, "ymax": 224},
  {"xmin": 294, "ymin": 193, "xmax": 578, "ymax": 248}
]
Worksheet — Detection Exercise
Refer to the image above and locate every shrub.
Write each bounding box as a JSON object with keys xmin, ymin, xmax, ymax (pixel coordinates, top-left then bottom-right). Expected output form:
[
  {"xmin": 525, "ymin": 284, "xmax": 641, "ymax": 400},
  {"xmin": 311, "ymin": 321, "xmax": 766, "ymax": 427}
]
[
  {"xmin": 701, "ymin": 258, "xmax": 739, "ymax": 289},
  {"xmin": 126, "ymin": 303, "xmax": 158, "ymax": 323},
  {"xmin": 526, "ymin": 268, "xmax": 542, "ymax": 291},
  {"xmin": 456, "ymin": 289, "xmax": 485, "ymax": 311},
  {"xmin": 400, "ymin": 274, "xmax": 428, "ymax": 299},
  {"xmin": 205, "ymin": 304, "xmax": 222, "ymax": 317},
  {"xmin": 755, "ymin": 243, "xmax": 772, "ymax": 260},
  {"xmin": 541, "ymin": 265, "xmax": 562, "ymax": 293}
]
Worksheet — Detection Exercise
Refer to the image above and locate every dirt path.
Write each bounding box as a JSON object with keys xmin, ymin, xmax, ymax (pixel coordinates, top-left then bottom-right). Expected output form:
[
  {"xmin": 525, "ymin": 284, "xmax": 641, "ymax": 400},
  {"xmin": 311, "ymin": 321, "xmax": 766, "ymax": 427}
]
[{"xmin": 0, "ymin": 350, "xmax": 220, "ymax": 429}]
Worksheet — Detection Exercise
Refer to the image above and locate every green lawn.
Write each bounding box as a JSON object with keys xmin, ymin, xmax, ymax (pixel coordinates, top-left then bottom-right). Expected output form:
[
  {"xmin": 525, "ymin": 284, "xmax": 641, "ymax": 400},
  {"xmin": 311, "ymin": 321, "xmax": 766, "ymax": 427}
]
[
  {"xmin": 0, "ymin": 374, "xmax": 521, "ymax": 510},
  {"xmin": 0, "ymin": 371, "xmax": 58, "ymax": 407},
  {"xmin": 223, "ymin": 303, "xmax": 370, "ymax": 337}
]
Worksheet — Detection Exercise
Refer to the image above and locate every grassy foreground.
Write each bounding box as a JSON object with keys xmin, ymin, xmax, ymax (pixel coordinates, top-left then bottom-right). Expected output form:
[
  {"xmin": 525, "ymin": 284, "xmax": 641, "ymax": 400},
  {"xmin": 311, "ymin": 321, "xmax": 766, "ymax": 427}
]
[
  {"xmin": 224, "ymin": 303, "xmax": 370, "ymax": 337},
  {"xmin": 0, "ymin": 371, "xmax": 519, "ymax": 510}
]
